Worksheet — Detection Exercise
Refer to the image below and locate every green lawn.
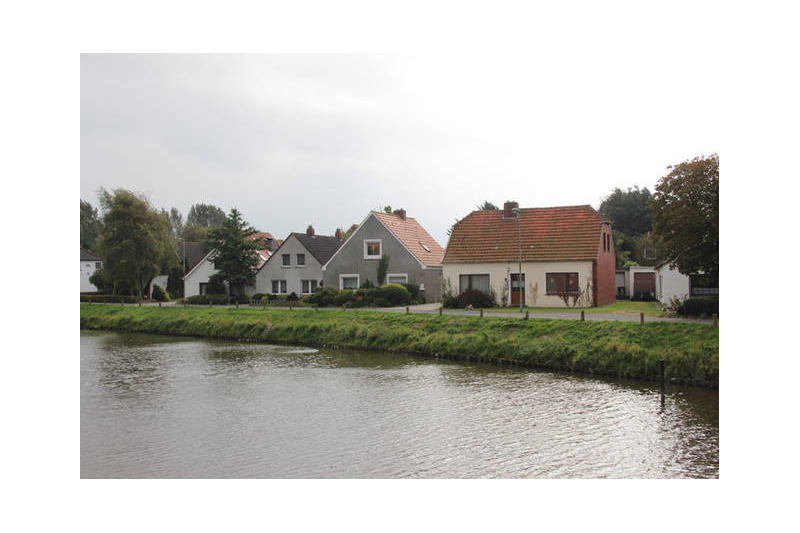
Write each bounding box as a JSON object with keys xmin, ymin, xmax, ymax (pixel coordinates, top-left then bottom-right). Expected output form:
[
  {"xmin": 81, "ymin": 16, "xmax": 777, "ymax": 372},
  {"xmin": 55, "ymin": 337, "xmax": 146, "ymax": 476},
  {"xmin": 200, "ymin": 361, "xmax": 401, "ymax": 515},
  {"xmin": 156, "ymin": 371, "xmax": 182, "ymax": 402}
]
[{"xmin": 484, "ymin": 301, "xmax": 665, "ymax": 317}]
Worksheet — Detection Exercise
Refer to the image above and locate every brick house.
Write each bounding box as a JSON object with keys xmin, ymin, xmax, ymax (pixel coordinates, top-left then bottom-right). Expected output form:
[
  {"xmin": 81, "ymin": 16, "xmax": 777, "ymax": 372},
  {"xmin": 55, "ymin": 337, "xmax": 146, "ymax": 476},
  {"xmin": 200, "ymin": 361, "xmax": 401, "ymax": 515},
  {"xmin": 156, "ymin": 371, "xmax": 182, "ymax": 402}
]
[{"xmin": 441, "ymin": 201, "xmax": 616, "ymax": 307}]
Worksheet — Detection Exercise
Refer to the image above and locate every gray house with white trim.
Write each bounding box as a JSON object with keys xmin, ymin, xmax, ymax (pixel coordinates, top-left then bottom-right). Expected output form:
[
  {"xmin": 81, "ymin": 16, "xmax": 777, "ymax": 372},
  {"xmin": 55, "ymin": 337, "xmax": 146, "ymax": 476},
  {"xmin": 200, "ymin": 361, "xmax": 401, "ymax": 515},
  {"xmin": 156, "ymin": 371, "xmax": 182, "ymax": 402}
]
[{"xmin": 322, "ymin": 209, "xmax": 444, "ymax": 302}]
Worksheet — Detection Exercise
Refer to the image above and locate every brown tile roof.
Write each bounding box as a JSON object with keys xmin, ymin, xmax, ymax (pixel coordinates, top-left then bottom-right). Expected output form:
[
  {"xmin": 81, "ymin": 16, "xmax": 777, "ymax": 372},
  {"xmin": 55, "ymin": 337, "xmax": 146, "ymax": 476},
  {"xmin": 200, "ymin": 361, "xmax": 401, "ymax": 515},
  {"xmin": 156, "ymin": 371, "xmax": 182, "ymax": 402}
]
[
  {"xmin": 442, "ymin": 205, "xmax": 606, "ymax": 263},
  {"xmin": 372, "ymin": 211, "xmax": 445, "ymax": 268}
]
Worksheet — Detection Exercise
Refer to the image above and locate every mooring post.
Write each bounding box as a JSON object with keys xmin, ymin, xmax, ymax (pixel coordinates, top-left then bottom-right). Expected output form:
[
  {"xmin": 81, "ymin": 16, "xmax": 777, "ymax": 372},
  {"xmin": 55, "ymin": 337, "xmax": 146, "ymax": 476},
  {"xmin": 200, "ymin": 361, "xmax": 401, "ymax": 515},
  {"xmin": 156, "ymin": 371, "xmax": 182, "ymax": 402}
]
[
  {"xmin": 640, "ymin": 312, "xmax": 644, "ymax": 325},
  {"xmin": 159, "ymin": 301, "xmax": 162, "ymax": 308},
  {"xmin": 480, "ymin": 309, "xmax": 484, "ymax": 318},
  {"xmin": 439, "ymin": 306, "xmax": 442, "ymax": 316},
  {"xmin": 406, "ymin": 306, "xmax": 409, "ymax": 314},
  {"xmin": 659, "ymin": 359, "xmax": 665, "ymax": 393},
  {"xmin": 580, "ymin": 310, "xmax": 585, "ymax": 321}
]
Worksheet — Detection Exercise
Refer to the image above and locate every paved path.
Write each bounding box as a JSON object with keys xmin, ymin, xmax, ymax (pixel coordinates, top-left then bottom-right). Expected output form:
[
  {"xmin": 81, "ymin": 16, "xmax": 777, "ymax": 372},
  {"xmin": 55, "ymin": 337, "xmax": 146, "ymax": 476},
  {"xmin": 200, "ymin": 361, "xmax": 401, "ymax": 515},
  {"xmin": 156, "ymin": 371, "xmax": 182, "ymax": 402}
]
[{"xmin": 122, "ymin": 301, "xmax": 714, "ymax": 324}]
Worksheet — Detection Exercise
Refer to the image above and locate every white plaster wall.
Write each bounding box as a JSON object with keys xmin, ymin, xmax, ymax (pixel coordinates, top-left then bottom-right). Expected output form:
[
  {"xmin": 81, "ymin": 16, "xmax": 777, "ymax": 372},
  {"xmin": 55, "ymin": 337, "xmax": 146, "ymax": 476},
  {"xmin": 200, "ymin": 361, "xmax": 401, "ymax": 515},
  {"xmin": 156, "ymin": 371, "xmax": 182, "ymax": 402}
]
[
  {"xmin": 255, "ymin": 235, "xmax": 324, "ymax": 296},
  {"xmin": 80, "ymin": 260, "xmax": 101, "ymax": 292},
  {"xmin": 442, "ymin": 260, "xmax": 595, "ymax": 307},
  {"xmin": 183, "ymin": 255, "xmax": 217, "ymax": 297},
  {"xmin": 656, "ymin": 263, "xmax": 690, "ymax": 304}
]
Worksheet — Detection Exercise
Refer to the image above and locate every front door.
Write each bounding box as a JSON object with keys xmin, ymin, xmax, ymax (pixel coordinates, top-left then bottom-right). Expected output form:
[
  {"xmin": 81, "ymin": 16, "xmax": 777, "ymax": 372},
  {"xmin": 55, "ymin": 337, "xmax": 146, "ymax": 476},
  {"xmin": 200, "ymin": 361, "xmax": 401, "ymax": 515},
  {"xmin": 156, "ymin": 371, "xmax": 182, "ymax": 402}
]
[{"xmin": 511, "ymin": 273, "xmax": 525, "ymax": 306}]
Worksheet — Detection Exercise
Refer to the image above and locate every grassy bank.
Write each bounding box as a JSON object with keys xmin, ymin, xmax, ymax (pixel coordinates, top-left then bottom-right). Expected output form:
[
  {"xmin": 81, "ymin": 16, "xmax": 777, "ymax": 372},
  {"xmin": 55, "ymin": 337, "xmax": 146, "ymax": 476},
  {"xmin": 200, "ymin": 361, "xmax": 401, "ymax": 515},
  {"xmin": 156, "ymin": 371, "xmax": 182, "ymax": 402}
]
[{"xmin": 80, "ymin": 304, "xmax": 719, "ymax": 387}]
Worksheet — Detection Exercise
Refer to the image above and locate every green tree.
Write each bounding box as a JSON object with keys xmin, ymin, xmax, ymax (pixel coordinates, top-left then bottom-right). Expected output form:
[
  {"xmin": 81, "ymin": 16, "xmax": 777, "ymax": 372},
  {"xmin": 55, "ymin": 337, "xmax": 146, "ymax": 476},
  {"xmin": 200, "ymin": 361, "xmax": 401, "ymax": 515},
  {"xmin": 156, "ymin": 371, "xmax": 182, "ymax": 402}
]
[
  {"xmin": 377, "ymin": 254, "xmax": 390, "ymax": 286},
  {"xmin": 651, "ymin": 154, "xmax": 719, "ymax": 280},
  {"xmin": 187, "ymin": 203, "xmax": 226, "ymax": 228},
  {"xmin": 181, "ymin": 224, "xmax": 209, "ymax": 242},
  {"xmin": 205, "ymin": 208, "xmax": 260, "ymax": 295},
  {"xmin": 476, "ymin": 201, "xmax": 499, "ymax": 210},
  {"xmin": 96, "ymin": 188, "xmax": 172, "ymax": 299},
  {"xmin": 599, "ymin": 186, "xmax": 653, "ymax": 236},
  {"xmin": 80, "ymin": 200, "xmax": 101, "ymax": 250},
  {"xmin": 166, "ymin": 207, "xmax": 183, "ymax": 238},
  {"xmin": 382, "ymin": 205, "xmax": 393, "ymax": 214}
]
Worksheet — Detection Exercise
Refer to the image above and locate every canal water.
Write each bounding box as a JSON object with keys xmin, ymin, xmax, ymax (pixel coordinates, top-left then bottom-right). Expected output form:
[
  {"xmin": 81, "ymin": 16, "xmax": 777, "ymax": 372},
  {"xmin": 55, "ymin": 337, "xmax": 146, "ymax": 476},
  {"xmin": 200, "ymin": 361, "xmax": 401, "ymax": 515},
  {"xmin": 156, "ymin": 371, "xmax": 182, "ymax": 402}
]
[{"xmin": 80, "ymin": 331, "xmax": 719, "ymax": 478}]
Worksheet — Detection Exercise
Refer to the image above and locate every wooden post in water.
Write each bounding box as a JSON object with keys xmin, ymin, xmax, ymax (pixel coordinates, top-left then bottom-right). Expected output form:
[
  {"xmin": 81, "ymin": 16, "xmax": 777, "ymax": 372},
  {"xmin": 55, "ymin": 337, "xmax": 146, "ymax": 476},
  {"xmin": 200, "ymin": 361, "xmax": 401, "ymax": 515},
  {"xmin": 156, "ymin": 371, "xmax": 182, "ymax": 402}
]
[
  {"xmin": 580, "ymin": 310, "xmax": 585, "ymax": 321},
  {"xmin": 640, "ymin": 312, "xmax": 644, "ymax": 325},
  {"xmin": 659, "ymin": 359, "xmax": 665, "ymax": 392}
]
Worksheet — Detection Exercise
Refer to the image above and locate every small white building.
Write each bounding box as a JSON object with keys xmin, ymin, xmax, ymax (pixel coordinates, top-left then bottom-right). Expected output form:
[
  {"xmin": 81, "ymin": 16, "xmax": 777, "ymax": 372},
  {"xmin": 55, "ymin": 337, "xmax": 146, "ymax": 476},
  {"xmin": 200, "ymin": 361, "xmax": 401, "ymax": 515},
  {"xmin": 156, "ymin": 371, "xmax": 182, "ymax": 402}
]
[
  {"xmin": 655, "ymin": 261, "xmax": 691, "ymax": 305},
  {"xmin": 80, "ymin": 248, "xmax": 102, "ymax": 292}
]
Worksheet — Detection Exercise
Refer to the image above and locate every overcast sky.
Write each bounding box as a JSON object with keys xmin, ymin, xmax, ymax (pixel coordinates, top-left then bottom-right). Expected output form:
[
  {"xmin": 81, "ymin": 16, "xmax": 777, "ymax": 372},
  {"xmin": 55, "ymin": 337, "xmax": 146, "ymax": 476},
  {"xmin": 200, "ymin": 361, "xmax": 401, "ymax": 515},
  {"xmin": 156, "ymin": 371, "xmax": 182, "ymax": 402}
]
[{"xmin": 81, "ymin": 53, "xmax": 718, "ymax": 246}]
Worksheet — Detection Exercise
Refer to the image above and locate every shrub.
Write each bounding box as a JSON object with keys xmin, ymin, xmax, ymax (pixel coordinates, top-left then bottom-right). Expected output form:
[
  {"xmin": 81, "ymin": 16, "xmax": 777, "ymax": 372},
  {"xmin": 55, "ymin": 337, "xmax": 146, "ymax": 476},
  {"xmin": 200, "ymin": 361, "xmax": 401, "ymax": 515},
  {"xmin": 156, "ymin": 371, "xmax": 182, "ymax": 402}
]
[
  {"xmin": 286, "ymin": 292, "xmax": 299, "ymax": 301},
  {"xmin": 185, "ymin": 294, "xmax": 230, "ymax": 305},
  {"xmin": 151, "ymin": 285, "xmax": 170, "ymax": 302},
  {"xmin": 443, "ymin": 289, "xmax": 496, "ymax": 309},
  {"xmin": 309, "ymin": 288, "xmax": 339, "ymax": 307},
  {"xmin": 360, "ymin": 279, "xmax": 375, "ymax": 289},
  {"xmin": 377, "ymin": 284, "xmax": 411, "ymax": 306},
  {"xmin": 251, "ymin": 293, "xmax": 266, "ymax": 301},
  {"xmin": 401, "ymin": 283, "xmax": 420, "ymax": 300},
  {"xmin": 372, "ymin": 297, "xmax": 392, "ymax": 308},
  {"xmin": 334, "ymin": 289, "xmax": 355, "ymax": 307},
  {"xmin": 80, "ymin": 294, "xmax": 137, "ymax": 303},
  {"xmin": 678, "ymin": 296, "xmax": 718, "ymax": 317},
  {"xmin": 230, "ymin": 294, "xmax": 250, "ymax": 304}
]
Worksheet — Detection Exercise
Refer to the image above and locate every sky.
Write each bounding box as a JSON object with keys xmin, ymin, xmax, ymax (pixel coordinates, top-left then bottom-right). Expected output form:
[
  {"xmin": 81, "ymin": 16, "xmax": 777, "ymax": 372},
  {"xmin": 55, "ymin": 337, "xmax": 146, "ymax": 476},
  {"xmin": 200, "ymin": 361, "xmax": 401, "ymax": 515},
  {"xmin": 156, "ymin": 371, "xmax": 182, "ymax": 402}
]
[{"xmin": 80, "ymin": 53, "xmax": 718, "ymax": 246}]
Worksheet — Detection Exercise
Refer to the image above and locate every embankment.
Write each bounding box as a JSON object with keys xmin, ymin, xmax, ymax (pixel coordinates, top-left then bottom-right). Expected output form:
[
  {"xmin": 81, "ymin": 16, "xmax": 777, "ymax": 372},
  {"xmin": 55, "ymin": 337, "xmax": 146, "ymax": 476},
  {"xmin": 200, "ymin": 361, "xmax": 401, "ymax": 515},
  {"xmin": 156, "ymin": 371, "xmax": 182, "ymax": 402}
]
[{"xmin": 80, "ymin": 304, "xmax": 719, "ymax": 387}]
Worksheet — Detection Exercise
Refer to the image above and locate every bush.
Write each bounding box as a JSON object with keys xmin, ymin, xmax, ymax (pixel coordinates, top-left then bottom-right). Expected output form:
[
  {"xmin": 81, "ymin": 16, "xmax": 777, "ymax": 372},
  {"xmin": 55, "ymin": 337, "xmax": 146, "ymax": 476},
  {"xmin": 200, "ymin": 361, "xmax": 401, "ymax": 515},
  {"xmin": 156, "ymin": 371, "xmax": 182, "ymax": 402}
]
[
  {"xmin": 377, "ymin": 284, "xmax": 411, "ymax": 306},
  {"xmin": 80, "ymin": 294, "xmax": 138, "ymax": 303},
  {"xmin": 206, "ymin": 278, "xmax": 227, "ymax": 295},
  {"xmin": 185, "ymin": 294, "xmax": 230, "ymax": 305},
  {"xmin": 443, "ymin": 289, "xmax": 496, "ymax": 309},
  {"xmin": 372, "ymin": 297, "xmax": 391, "ymax": 308},
  {"xmin": 334, "ymin": 289, "xmax": 355, "ymax": 307},
  {"xmin": 308, "ymin": 288, "xmax": 339, "ymax": 307},
  {"xmin": 678, "ymin": 296, "xmax": 718, "ymax": 317},
  {"xmin": 151, "ymin": 285, "xmax": 170, "ymax": 302},
  {"xmin": 401, "ymin": 283, "xmax": 420, "ymax": 300},
  {"xmin": 230, "ymin": 294, "xmax": 250, "ymax": 304},
  {"xmin": 251, "ymin": 293, "xmax": 266, "ymax": 301},
  {"xmin": 286, "ymin": 291, "xmax": 299, "ymax": 301}
]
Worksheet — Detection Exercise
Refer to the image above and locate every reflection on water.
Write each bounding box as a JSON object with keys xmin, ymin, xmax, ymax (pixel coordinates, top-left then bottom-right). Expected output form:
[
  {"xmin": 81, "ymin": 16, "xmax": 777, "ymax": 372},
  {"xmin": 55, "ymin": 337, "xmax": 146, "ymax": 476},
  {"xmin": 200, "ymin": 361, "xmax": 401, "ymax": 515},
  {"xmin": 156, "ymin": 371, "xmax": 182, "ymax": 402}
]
[{"xmin": 81, "ymin": 331, "xmax": 719, "ymax": 478}]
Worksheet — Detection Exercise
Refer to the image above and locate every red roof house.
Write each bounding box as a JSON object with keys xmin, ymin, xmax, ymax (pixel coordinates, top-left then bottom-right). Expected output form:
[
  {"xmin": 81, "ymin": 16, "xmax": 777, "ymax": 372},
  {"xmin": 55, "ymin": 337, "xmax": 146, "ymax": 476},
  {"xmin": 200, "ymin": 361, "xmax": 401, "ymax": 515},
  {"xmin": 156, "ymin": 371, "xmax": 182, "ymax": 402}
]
[{"xmin": 442, "ymin": 202, "xmax": 616, "ymax": 307}]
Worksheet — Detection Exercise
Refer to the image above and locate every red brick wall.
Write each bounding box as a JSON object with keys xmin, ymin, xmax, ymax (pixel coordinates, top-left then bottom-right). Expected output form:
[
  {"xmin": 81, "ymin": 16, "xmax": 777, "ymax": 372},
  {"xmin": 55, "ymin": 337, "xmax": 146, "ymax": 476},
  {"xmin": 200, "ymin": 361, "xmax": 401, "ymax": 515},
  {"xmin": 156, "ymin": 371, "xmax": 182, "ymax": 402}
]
[{"xmin": 595, "ymin": 223, "xmax": 616, "ymax": 306}]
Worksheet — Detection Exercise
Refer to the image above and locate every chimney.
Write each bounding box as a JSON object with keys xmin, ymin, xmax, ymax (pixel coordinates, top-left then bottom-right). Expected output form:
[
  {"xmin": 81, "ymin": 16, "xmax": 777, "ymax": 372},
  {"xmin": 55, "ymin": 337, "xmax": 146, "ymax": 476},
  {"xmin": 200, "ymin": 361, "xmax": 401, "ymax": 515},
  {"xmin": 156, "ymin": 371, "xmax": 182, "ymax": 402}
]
[
  {"xmin": 393, "ymin": 208, "xmax": 407, "ymax": 220},
  {"xmin": 335, "ymin": 228, "xmax": 342, "ymax": 240},
  {"xmin": 503, "ymin": 201, "xmax": 519, "ymax": 219},
  {"xmin": 306, "ymin": 225, "xmax": 315, "ymax": 236}
]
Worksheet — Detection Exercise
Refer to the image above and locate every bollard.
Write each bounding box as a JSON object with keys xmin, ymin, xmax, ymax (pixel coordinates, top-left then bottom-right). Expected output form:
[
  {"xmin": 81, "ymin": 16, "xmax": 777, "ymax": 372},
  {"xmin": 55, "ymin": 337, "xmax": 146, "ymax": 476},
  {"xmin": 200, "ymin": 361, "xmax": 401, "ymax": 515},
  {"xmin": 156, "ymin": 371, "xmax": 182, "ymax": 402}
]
[
  {"xmin": 640, "ymin": 312, "xmax": 644, "ymax": 325},
  {"xmin": 525, "ymin": 310, "xmax": 529, "ymax": 320},
  {"xmin": 159, "ymin": 301, "xmax": 162, "ymax": 308},
  {"xmin": 439, "ymin": 307, "xmax": 443, "ymax": 316},
  {"xmin": 580, "ymin": 310, "xmax": 584, "ymax": 321},
  {"xmin": 713, "ymin": 313, "xmax": 718, "ymax": 326},
  {"xmin": 480, "ymin": 309, "xmax": 484, "ymax": 317},
  {"xmin": 406, "ymin": 306, "xmax": 409, "ymax": 314}
]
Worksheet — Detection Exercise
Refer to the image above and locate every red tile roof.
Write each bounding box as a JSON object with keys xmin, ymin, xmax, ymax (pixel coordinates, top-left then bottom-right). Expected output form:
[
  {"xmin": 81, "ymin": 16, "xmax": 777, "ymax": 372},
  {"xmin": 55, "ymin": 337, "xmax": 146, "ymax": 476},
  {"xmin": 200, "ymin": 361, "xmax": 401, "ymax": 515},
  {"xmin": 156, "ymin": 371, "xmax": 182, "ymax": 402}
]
[
  {"xmin": 442, "ymin": 205, "xmax": 606, "ymax": 263},
  {"xmin": 372, "ymin": 211, "xmax": 445, "ymax": 268}
]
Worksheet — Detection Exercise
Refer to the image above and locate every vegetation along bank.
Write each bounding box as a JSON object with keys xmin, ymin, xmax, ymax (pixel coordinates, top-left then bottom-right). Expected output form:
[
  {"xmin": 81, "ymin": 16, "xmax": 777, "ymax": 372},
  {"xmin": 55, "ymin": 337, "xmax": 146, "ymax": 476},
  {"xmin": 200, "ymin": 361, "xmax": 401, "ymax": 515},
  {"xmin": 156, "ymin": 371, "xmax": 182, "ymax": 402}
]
[{"xmin": 80, "ymin": 304, "xmax": 719, "ymax": 388}]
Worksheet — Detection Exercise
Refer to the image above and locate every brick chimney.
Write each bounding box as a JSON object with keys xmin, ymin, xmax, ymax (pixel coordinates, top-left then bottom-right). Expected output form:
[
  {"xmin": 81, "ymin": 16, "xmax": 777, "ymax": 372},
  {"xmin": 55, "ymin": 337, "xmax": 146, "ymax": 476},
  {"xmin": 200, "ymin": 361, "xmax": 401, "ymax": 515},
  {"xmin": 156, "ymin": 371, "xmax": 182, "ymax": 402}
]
[
  {"xmin": 335, "ymin": 228, "xmax": 342, "ymax": 240},
  {"xmin": 393, "ymin": 208, "xmax": 407, "ymax": 220},
  {"xmin": 503, "ymin": 201, "xmax": 519, "ymax": 219},
  {"xmin": 306, "ymin": 225, "xmax": 315, "ymax": 236}
]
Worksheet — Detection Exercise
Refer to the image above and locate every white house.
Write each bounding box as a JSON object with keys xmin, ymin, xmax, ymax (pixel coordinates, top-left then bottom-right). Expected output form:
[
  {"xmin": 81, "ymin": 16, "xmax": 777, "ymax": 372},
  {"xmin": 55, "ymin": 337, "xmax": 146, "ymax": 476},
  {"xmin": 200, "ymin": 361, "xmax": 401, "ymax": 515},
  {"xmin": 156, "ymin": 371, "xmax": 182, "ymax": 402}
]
[
  {"xmin": 80, "ymin": 248, "xmax": 102, "ymax": 292},
  {"xmin": 254, "ymin": 226, "xmax": 343, "ymax": 296}
]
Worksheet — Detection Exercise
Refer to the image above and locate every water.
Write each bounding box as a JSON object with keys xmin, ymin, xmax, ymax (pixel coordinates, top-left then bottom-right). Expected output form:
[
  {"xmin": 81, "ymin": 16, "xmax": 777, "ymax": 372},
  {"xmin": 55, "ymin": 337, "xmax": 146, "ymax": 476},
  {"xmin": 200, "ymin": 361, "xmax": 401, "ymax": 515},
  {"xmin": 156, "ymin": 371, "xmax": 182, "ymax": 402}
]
[{"xmin": 80, "ymin": 331, "xmax": 719, "ymax": 478}]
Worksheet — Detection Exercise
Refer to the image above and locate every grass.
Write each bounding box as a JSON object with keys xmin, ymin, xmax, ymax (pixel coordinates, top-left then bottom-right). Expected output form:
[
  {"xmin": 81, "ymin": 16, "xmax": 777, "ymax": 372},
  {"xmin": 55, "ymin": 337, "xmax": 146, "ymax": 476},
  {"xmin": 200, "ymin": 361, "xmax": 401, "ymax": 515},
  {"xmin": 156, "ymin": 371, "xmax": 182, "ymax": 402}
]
[
  {"xmin": 80, "ymin": 303, "xmax": 718, "ymax": 387},
  {"xmin": 484, "ymin": 301, "xmax": 666, "ymax": 317}
]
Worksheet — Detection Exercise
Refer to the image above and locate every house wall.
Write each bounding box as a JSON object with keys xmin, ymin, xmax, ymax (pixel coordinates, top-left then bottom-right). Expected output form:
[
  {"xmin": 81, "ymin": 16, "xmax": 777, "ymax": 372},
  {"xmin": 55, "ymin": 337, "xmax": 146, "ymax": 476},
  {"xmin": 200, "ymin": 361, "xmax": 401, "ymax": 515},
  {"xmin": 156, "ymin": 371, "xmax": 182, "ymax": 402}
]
[
  {"xmin": 596, "ymin": 223, "xmax": 616, "ymax": 306},
  {"xmin": 656, "ymin": 263, "xmax": 690, "ymax": 304},
  {"xmin": 183, "ymin": 255, "xmax": 217, "ymax": 297},
  {"xmin": 442, "ymin": 260, "xmax": 595, "ymax": 307},
  {"xmin": 322, "ymin": 214, "xmax": 441, "ymax": 301},
  {"xmin": 80, "ymin": 260, "xmax": 102, "ymax": 292},
  {"xmin": 255, "ymin": 235, "xmax": 324, "ymax": 296}
]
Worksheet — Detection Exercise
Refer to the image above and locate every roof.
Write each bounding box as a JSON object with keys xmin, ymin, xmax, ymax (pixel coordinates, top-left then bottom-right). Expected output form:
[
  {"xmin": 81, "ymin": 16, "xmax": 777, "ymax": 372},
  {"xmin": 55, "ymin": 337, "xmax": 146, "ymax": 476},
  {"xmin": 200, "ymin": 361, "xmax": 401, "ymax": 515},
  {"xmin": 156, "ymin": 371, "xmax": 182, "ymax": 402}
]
[
  {"xmin": 80, "ymin": 247, "xmax": 101, "ymax": 261},
  {"xmin": 178, "ymin": 242, "xmax": 210, "ymax": 272},
  {"xmin": 442, "ymin": 205, "xmax": 607, "ymax": 263},
  {"xmin": 371, "ymin": 211, "xmax": 445, "ymax": 268},
  {"xmin": 292, "ymin": 233, "xmax": 344, "ymax": 264}
]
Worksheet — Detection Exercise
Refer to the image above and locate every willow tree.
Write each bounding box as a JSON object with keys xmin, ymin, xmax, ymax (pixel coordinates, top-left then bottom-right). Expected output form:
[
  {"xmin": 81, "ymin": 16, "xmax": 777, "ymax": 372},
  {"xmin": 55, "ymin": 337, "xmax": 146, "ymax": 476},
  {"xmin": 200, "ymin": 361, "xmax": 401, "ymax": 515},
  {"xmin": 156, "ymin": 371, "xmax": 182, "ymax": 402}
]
[{"xmin": 97, "ymin": 188, "xmax": 172, "ymax": 299}]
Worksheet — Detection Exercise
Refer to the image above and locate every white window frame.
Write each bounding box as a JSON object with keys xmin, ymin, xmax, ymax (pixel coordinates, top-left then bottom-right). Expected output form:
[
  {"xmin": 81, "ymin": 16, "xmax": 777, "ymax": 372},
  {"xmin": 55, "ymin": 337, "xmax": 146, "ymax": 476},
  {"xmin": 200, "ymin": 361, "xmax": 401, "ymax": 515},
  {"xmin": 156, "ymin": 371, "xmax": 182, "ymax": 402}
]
[
  {"xmin": 339, "ymin": 274, "xmax": 360, "ymax": 290},
  {"xmin": 271, "ymin": 279, "xmax": 287, "ymax": 294},
  {"xmin": 363, "ymin": 239, "xmax": 382, "ymax": 259},
  {"xmin": 386, "ymin": 273, "xmax": 408, "ymax": 284},
  {"xmin": 301, "ymin": 279, "xmax": 318, "ymax": 294}
]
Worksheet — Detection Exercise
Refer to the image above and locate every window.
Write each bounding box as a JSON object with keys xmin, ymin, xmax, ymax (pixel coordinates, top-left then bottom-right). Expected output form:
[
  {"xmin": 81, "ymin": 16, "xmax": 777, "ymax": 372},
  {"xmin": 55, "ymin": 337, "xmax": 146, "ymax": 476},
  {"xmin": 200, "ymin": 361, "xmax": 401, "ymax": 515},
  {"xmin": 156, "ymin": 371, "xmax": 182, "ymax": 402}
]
[
  {"xmin": 296, "ymin": 253, "xmax": 305, "ymax": 266},
  {"xmin": 281, "ymin": 254, "xmax": 291, "ymax": 266},
  {"xmin": 459, "ymin": 274, "xmax": 490, "ymax": 293},
  {"xmin": 271, "ymin": 280, "xmax": 287, "ymax": 294},
  {"xmin": 546, "ymin": 272, "xmax": 579, "ymax": 294},
  {"xmin": 301, "ymin": 279, "xmax": 318, "ymax": 294},
  {"xmin": 340, "ymin": 274, "xmax": 359, "ymax": 290},
  {"xmin": 95, "ymin": 262, "xmax": 101, "ymax": 269},
  {"xmin": 364, "ymin": 239, "xmax": 381, "ymax": 259},
  {"xmin": 199, "ymin": 283, "xmax": 208, "ymax": 295},
  {"xmin": 387, "ymin": 273, "xmax": 408, "ymax": 284}
]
